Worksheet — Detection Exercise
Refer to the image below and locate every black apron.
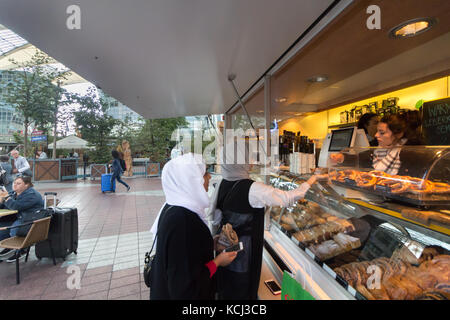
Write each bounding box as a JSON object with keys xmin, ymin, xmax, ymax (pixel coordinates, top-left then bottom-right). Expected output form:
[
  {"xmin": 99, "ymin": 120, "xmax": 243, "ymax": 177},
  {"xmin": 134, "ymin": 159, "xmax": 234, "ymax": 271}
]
[{"xmin": 216, "ymin": 179, "xmax": 265, "ymax": 300}]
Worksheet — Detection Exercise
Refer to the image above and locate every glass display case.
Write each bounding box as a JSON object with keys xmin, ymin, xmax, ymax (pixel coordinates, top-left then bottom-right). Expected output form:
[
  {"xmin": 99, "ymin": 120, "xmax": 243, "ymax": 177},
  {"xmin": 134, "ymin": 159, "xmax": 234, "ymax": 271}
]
[
  {"xmin": 263, "ymin": 169, "xmax": 450, "ymax": 300},
  {"xmin": 328, "ymin": 146, "xmax": 450, "ymax": 208}
]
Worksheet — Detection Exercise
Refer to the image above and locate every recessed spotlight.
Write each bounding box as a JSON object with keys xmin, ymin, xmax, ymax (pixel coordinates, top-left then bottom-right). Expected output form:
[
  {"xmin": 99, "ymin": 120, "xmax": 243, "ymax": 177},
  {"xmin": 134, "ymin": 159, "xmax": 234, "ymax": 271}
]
[
  {"xmin": 274, "ymin": 97, "xmax": 287, "ymax": 103},
  {"xmin": 307, "ymin": 75, "xmax": 328, "ymax": 83},
  {"xmin": 389, "ymin": 17, "xmax": 437, "ymax": 39}
]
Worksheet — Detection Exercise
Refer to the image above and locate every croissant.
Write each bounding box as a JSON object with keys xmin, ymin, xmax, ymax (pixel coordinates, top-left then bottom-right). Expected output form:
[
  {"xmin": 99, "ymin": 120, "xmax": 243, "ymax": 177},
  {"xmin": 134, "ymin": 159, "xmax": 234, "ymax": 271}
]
[{"xmin": 216, "ymin": 223, "xmax": 238, "ymax": 251}]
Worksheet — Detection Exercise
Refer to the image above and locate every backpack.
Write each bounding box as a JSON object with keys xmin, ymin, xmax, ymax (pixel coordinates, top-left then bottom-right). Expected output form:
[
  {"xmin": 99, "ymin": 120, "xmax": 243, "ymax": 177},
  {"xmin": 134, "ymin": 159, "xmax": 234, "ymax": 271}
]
[
  {"xmin": 120, "ymin": 159, "xmax": 126, "ymax": 171},
  {"xmin": 0, "ymin": 164, "xmax": 10, "ymax": 186}
]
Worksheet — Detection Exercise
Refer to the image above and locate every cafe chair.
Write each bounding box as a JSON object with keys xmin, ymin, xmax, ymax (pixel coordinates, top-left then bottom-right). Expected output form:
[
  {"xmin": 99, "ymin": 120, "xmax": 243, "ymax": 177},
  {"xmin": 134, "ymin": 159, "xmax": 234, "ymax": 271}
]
[{"xmin": 0, "ymin": 217, "xmax": 56, "ymax": 284}]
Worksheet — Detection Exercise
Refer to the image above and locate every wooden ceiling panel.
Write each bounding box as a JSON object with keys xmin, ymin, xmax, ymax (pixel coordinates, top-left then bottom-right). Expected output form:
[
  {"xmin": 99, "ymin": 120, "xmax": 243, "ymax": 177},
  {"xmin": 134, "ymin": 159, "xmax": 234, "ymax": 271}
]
[{"xmin": 270, "ymin": 0, "xmax": 450, "ymax": 118}]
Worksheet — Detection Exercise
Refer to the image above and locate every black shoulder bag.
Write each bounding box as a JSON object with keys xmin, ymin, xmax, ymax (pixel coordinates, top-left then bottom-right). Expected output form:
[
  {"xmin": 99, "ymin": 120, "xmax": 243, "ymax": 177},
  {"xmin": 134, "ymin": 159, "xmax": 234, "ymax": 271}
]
[
  {"xmin": 143, "ymin": 235, "xmax": 157, "ymax": 288},
  {"xmin": 143, "ymin": 205, "xmax": 173, "ymax": 288}
]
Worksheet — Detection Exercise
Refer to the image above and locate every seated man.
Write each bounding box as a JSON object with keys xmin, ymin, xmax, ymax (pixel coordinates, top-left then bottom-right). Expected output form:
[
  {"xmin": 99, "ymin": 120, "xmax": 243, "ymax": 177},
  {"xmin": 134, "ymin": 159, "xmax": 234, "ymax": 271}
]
[{"xmin": 0, "ymin": 176, "xmax": 44, "ymax": 262}]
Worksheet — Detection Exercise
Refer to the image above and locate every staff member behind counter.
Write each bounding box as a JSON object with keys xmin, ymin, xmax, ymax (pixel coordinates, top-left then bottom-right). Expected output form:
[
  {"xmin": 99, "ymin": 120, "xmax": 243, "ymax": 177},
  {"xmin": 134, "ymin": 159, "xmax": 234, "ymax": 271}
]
[
  {"xmin": 357, "ymin": 113, "xmax": 379, "ymax": 147},
  {"xmin": 0, "ymin": 176, "xmax": 44, "ymax": 262},
  {"xmin": 331, "ymin": 111, "xmax": 424, "ymax": 176}
]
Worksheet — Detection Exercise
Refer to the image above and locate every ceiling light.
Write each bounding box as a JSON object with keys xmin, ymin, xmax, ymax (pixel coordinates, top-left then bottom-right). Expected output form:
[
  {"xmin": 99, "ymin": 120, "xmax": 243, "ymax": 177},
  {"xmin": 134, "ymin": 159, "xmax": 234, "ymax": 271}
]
[
  {"xmin": 307, "ymin": 75, "xmax": 328, "ymax": 83},
  {"xmin": 389, "ymin": 17, "xmax": 437, "ymax": 39},
  {"xmin": 274, "ymin": 97, "xmax": 287, "ymax": 103}
]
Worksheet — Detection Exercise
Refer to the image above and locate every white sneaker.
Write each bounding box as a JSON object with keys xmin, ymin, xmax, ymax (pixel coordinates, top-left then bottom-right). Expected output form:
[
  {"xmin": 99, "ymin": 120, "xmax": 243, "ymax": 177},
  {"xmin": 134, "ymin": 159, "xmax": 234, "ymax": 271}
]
[
  {"xmin": 0, "ymin": 248, "xmax": 13, "ymax": 258},
  {"xmin": 6, "ymin": 251, "xmax": 26, "ymax": 263}
]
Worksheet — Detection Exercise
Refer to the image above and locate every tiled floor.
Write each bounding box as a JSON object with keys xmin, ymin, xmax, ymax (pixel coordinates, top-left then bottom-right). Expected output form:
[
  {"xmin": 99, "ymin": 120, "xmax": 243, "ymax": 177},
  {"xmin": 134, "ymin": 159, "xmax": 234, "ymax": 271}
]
[{"xmin": 0, "ymin": 177, "xmax": 166, "ymax": 300}]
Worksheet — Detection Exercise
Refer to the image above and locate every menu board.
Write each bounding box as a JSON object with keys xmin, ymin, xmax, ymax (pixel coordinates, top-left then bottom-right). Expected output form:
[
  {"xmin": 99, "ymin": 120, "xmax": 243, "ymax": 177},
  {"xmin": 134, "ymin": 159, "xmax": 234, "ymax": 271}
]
[{"xmin": 422, "ymin": 97, "xmax": 450, "ymax": 145}]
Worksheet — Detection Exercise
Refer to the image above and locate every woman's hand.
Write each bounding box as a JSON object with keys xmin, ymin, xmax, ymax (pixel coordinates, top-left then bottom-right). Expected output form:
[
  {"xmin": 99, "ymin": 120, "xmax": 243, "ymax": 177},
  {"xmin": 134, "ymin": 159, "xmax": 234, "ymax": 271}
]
[
  {"xmin": 329, "ymin": 153, "xmax": 344, "ymax": 164},
  {"xmin": 213, "ymin": 251, "xmax": 237, "ymax": 267},
  {"xmin": 306, "ymin": 173, "xmax": 329, "ymax": 186}
]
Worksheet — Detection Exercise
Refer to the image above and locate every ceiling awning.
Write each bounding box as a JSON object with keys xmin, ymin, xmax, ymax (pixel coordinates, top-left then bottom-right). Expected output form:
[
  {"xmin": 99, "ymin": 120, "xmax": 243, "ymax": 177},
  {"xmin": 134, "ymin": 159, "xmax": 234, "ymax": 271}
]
[
  {"xmin": 0, "ymin": 25, "xmax": 88, "ymax": 86},
  {"xmin": 0, "ymin": 0, "xmax": 340, "ymax": 119}
]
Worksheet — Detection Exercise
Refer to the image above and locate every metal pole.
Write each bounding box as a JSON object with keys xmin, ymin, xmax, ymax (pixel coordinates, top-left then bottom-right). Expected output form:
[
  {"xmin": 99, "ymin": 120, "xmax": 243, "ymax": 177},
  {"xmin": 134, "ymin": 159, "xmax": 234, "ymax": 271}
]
[{"xmin": 227, "ymin": 74, "xmax": 268, "ymax": 158}]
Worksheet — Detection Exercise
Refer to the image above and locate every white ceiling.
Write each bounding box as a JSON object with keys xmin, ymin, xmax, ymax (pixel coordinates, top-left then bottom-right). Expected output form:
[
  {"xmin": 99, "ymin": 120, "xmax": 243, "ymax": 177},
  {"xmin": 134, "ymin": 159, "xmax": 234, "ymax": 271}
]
[{"xmin": 0, "ymin": 0, "xmax": 336, "ymax": 119}]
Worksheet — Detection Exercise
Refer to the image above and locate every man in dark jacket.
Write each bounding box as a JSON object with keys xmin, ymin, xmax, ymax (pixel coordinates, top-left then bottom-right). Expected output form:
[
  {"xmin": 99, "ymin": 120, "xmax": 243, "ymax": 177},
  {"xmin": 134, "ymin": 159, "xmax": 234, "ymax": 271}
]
[{"xmin": 0, "ymin": 176, "xmax": 44, "ymax": 262}]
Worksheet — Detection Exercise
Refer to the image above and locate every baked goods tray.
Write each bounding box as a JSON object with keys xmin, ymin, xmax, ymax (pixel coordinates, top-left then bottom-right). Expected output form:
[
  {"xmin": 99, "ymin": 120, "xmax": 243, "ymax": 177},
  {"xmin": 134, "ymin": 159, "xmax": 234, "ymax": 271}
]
[
  {"xmin": 270, "ymin": 219, "xmax": 367, "ymax": 300},
  {"xmin": 331, "ymin": 179, "xmax": 450, "ymax": 208}
]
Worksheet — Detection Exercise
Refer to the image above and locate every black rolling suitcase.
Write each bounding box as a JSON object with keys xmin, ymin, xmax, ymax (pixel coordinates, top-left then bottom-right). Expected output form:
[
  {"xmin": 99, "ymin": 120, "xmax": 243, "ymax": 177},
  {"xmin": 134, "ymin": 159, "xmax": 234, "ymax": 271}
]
[{"xmin": 35, "ymin": 192, "xmax": 78, "ymax": 260}]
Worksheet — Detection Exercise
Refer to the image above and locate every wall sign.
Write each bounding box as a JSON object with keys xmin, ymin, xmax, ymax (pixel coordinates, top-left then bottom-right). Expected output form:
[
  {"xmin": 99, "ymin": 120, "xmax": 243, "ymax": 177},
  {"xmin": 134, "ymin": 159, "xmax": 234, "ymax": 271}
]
[{"xmin": 422, "ymin": 97, "xmax": 450, "ymax": 145}]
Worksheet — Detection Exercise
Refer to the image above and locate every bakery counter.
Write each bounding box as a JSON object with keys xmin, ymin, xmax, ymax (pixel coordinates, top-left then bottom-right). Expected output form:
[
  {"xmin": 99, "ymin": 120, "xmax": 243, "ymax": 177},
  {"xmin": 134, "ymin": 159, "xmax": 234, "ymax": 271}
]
[
  {"xmin": 345, "ymin": 199, "xmax": 450, "ymax": 244},
  {"xmin": 264, "ymin": 171, "xmax": 450, "ymax": 300},
  {"xmin": 303, "ymin": 186, "xmax": 450, "ymax": 245},
  {"xmin": 264, "ymin": 227, "xmax": 355, "ymax": 300}
]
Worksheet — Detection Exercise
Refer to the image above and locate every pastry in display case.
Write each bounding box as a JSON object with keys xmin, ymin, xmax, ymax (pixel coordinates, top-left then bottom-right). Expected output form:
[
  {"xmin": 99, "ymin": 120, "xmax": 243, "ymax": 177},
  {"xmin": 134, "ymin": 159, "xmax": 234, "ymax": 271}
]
[
  {"xmin": 328, "ymin": 146, "xmax": 450, "ymax": 209},
  {"xmin": 268, "ymin": 175, "xmax": 364, "ymax": 262},
  {"xmin": 266, "ymin": 171, "xmax": 449, "ymax": 300}
]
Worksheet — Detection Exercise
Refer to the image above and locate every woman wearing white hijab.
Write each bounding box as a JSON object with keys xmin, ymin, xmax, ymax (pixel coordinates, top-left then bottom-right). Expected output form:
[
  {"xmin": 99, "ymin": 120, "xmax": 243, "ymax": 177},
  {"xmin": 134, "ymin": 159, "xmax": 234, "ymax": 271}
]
[
  {"xmin": 149, "ymin": 153, "xmax": 236, "ymax": 300},
  {"xmin": 212, "ymin": 139, "xmax": 326, "ymax": 300}
]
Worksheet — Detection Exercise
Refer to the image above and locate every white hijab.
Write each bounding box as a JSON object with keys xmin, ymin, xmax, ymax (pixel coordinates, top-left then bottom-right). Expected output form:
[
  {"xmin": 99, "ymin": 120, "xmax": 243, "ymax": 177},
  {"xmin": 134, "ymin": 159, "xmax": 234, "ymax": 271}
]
[{"xmin": 150, "ymin": 153, "xmax": 210, "ymax": 236}]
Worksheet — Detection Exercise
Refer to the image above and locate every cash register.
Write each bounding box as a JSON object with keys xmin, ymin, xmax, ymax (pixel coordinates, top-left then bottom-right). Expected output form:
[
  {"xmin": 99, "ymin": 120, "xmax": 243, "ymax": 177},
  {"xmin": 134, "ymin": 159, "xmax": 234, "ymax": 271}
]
[{"xmin": 318, "ymin": 127, "xmax": 369, "ymax": 168}]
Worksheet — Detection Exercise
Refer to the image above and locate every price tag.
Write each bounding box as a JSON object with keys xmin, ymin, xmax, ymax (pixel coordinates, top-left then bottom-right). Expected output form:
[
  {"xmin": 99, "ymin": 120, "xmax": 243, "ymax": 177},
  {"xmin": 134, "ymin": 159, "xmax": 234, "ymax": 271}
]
[
  {"xmin": 305, "ymin": 248, "xmax": 315, "ymax": 259},
  {"xmin": 323, "ymin": 264, "xmax": 336, "ymax": 278},
  {"xmin": 348, "ymin": 285, "xmax": 357, "ymax": 297}
]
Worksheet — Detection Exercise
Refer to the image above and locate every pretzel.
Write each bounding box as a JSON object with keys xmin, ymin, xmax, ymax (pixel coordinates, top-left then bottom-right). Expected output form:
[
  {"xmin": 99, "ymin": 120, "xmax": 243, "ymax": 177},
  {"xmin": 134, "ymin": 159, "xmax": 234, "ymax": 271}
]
[
  {"xmin": 356, "ymin": 172, "xmax": 377, "ymax": 188},
  {"xmin": 343, "ymin": 169, "xmax": 359, "ymax": 181},
  {"xmin": 368, "ymin": 170, "xmax": 389, "ymax": 178},
  {"xmin": 432, "ymin": 182, "xmax": 450, "ymax": 194},
  {"xmin": 337, "ymin": 171, "xmax": 347, "ymax": 182},
  {"xmin": 331, "ymin": 168, "xmax": 450, "ymax": 196},
  {"xmin": 390, "ymin": 182, "xmax": 411, "ymax": 194},
  {"xmin": 408, "ymin": 179, "xmax": 434, "ymax": 194}
]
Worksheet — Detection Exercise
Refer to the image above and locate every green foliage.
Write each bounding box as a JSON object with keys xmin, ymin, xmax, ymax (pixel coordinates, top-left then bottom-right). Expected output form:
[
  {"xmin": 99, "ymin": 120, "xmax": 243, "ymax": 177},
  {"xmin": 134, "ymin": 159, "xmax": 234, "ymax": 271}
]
[
  {"xmin": 71, "ymin": 87, "xmax": 118, "ymax": 163},
  {"xmin": 3, "ymin": 50, "xmax": 71, "ymax": 156},
  {"xmin": 112, "ymin": 114, "xmax": 144, "ymax": 153},
  {"xmin": 136, "ymin": 117, "xmax": 189, "ymax": 163}
]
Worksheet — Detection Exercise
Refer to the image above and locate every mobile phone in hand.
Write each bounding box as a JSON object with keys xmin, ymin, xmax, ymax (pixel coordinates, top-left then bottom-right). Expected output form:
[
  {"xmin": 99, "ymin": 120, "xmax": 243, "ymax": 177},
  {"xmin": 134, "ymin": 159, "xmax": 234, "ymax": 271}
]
[{"xmin": 224, "ymin": 242, "xmax": 243, "ymax": 252}]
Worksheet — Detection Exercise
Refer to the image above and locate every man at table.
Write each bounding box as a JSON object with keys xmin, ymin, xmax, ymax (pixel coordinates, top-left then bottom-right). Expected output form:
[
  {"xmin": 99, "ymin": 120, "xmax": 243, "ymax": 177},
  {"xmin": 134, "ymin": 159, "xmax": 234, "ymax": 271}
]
[
  {"xmin": 10, "ymin": 150, "xmax": 32, "ymax": 177},
  {"xmin": 0, "ymin": 176, "xmax": 44, "ymax": 262}
]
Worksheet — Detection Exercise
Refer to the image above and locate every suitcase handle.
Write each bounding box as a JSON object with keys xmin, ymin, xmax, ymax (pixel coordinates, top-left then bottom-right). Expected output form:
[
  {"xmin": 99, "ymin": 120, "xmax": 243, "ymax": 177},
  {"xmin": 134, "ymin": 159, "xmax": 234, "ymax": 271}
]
[{"xmin": 44, "ymin": 192, "xmax": 58, "ymax": 209}]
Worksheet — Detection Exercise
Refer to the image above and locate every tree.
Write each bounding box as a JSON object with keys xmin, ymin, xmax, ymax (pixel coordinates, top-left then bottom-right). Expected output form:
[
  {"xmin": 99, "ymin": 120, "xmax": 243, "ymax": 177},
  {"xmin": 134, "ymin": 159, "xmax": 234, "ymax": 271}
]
[
  {"xmin": 112, "ymin": 114, "xmax": 144, "ymax": 152},
  {"xmin": 136, "ymin": 117, "xmax": 188, "ymax": 163},
  {"xmin": 72, "ymin": 87, "xmax": 118, "ymax": 163},
  {"xmin": 3, "ymin": 50, "xmax": 70, "ymax": 157}
]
